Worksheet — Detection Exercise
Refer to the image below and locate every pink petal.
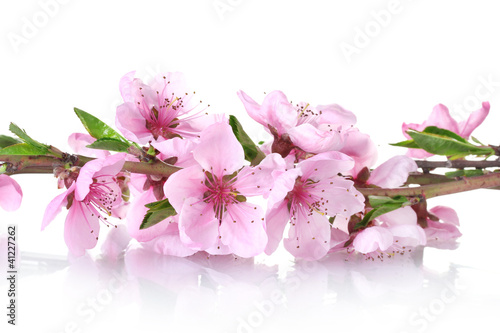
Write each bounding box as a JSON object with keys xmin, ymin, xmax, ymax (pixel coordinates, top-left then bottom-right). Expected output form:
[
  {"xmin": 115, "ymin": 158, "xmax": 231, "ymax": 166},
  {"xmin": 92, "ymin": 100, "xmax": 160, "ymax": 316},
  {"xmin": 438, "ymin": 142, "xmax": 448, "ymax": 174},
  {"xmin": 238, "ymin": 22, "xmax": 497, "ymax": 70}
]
[
  {"xmin": 316, "ymin": 103, "xmax": 357, "ymax": 129},
  {"xmin": 219, "ymin": 203, "xmax": 267, "ymax": 257},
  {"xmin": 152, "ymin": 137, "xmax": 197, "ymax": 168},
  {"xmin": 425, "ymin": 220, "xmax": 462, "ymax": 242},
  {"xmin": 118, "ymin": 71, "xmax": 137, "ymax": 103},
  {"xmin": 126, "ymin": 189, "xmax": 173, "ymax": 242},
  {"xmin": 378, "ymin": 206, "xmax": 417, "ymax": 226},
  {"xmin": 368, "ymin": 155, "xmax": 418, "ymax": 188},
  {"xmin": 178, "ymin": 198, "xmax": 219, "ymax": 250},
  {"xmin": 298, "ymin": 151, "xmax": 355, "ymax": 181},
  {"xmin": 429, "ymin": 205, "xmax": 460, "ymax": 226},
  {"xmin": 42, "ymin": 183, "xmax": 75, "ymax": 230},
  {"xmin": 64, "ymin": 201, "xmax": 100, "ymax": 256},
  {"xmin": 353, "ymin": 226, "xmax": 393, "ymax": 254},
  {"xmin": 193, "ymin": 121, "xmax": 244, "ymax": 177},
  {"xmin": 318, "ymin": 178, "xmax": 365, "ymax": 216},
  {"xmin": 389, "ymin": 225, "xmax": 426, "ymax": 247},
  {"xmin": 288, "ymin": 123, "xmax": 343, "ymax": 153},
  {"xmin": 100, "ymin": 226, "xmax": 131, "ymax": 260},
  {"xmin": 115, "ymin": 102, "xmax": 151, "ymax": 144},
  {"xmin": 0, "ymin": 175, "xmax": 22, "ymax": 212},
  {"xmin": 340, "ymin": 129, "xmax": 378, "ymax": 177},
  {"xmin": 237, "ymin": 90, "xmax": 268, "ymax": 128},
  {"xmin": 283, "ymin": 208, "xmax": 331, "ymax": 260},
  {"xmin": 266, "ymin": 168, "xmax": 301, "ymax": 210},
  {"xmin": 143, "ymin": 222, "xmax": 197, "ymax": 257},
  {"xmin": 329, "ymin": 228, "xmax": 350, "ymax": 252},
  {"xmin": 232, "ymin": 153, "xmax": 286, "ymax": 198},
  {"xmin": 260, "ymin": 90, "xmax": 298, "ymax": 135},
  {"xmin": 458, "ymin": 101, "xmax": 490, "ymax": 139},
  {"xmin": 68, "ymin": 133, "xmax": 109, "ymax": 158},
  {"xmin": 163, "ymin": 165, "xmax": 205, "ymax": 213},
  {"xmin": 426, "ymin": 104, "xmax": 460, "ymax": 133},
  {"xmin": 264, "ymin": 201, "xmax": 290, "ymax": 255}
]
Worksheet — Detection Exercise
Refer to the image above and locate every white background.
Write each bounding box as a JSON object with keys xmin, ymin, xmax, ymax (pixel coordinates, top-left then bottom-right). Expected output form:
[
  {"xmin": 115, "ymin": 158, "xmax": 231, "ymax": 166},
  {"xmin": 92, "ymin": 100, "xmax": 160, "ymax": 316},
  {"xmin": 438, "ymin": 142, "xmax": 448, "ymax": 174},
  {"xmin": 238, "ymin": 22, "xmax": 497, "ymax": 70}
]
[{"xmin": 1, "ymin": 0, "xmax": 500, "ymax": 332}]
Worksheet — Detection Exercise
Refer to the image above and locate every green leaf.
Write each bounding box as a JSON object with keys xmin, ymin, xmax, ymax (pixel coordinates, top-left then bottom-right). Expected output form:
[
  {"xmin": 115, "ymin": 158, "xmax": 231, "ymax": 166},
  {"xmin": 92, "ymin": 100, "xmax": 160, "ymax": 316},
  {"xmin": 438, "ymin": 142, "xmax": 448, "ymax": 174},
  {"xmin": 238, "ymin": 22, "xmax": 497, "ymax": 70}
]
[
  {"xmin": 0, "ymin": 143, "xmax": 49, "ymax": 155},
  {"xmin": 368, "ymin": 195, "xmax": 409, "ymax": 208},
  {"xmin": 0, "ymin": 135, "xmax": 21, "ymax": 149},
  {"xmin": 422, "ymin": 126, "xmax": 468, "ymax": 143},
  {"xmin": 445, "ymin": 169, "xmax": 485, "ymax": 178},
  {"xmin": 74, "ymin": 108, "xmax": 138, "ymax": 148},
  {"xmin": 140, "ymin": 198, "xmax": 177, "ymax": 230},
  {"xmin": 407, "ymin": 128, "xmax": 494, "ymax": 157},
  {"xmin": 354, "ymin": 195, "xmax": 410, "ymax": 230},
  {"xmin": 9, "ymin": 123, "xmax": 49, "ymax": 154},
  {"xmin": 229, "ymin": 115, "xmax": 266, "ymax": 166},
  {"xmin": 390, "ymin": 139, "xmax": 420, "ymax": 149},
  {"xmin": 86, "ymin": 138, "xmax": 131, "ymax": 153}
]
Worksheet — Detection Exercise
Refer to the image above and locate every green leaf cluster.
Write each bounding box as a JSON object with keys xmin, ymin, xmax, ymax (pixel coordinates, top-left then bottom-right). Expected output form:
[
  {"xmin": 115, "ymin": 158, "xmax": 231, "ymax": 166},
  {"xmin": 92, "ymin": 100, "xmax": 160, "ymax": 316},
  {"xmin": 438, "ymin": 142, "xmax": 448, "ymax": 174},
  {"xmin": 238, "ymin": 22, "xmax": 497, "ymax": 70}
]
[
  {"xmin": 140, "ymin": 198, "xmax": 177, "ymax": 230},
  {"xmin": 0, "ymin": 124, "xmax": 50, "ymax": 155}
]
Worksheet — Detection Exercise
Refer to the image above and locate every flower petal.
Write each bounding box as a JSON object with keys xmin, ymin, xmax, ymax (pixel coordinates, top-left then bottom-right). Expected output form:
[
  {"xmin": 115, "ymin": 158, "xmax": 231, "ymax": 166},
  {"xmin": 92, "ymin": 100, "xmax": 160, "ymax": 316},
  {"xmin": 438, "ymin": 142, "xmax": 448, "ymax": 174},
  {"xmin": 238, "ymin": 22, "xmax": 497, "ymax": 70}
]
[
  {"xmin": 220, "ymin": 203, "xmax": 267, "ymax": 257},
  {"xmin": 163, "ymin": 165, "xmax": 205, "ymax": 213},
  {"xmin": 193, "ymin": 122, "xmax": 244, "ymax": 177},
  {"xmin": 64, "ymin": 201, "xmax": 100, "ymax": 256},
  {"xmin": 378, "ymin": 206, "xmax": 417, "ymax": 226},
  {"xmin": 458, "ymin": 101, "xmax": 490, "ymax": 139},
  {"xmin": 340, "ymin": 129, "xmax": 378, "ymax": 177},
  {"xmin": 283, "ymin": 208, "xmax": 331, "ymax": 260},
  {"xmin": 178, "ymin": 198, "xmax": 219, "ymax": 250},
  {"xmin": 264, "ymin": 201, "xmax": 290, "ymax": 255},
  {"xmin": 368, "ymin": 155, "xmax": 418, "ymax": 188},
  {"xmin": 353, "ymin": 226, "xmax": 393, "ymax": 254},
  {"xmin": 298, "ymin": 151, "xmax": 354, "ymax": 181},
  {"xmin": 68, "ymin": 133, "xmax": 109, "ymax": 158},
  {"xmin": 288, "ymin": 123, "xmax": 343, "ymax": 153},
  {"xmin": 316, "ymin": 103, "xmax": 357, "ymax": 129},
  {"xmin": 237, "ymin": 90, "xmax": 267, "ymax": 128},
  {"xmin": 0, "ymin": 175, "xmax": 22, "ymax": 212},
  {"xmin": 143, "ymin": 222, "xmax": 197, "ymax": 257},
  {"xmin": 152, "ymin": 137, "xmax": 197, "ymax": 168},
  {"xmin": 429, "ymin": 205, "xmax": 460, "ymax": 226},
  {"xmin": 115, "ymin": 102, "xmax": 151, "ymax": 144},
  {"xmin": 260, "ymin": 90, "xmax": 298, "ymax": 135},
  {"xmin": 42, "ymin": 183, "xmax": 74, "ymax": 230}
]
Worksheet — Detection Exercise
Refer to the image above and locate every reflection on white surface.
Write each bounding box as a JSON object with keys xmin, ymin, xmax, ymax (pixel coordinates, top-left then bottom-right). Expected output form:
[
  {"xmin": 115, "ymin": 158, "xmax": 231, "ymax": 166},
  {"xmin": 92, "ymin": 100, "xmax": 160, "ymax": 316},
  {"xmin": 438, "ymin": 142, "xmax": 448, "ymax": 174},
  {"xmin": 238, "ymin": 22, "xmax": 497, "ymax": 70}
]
[{"xmin": 2, "ymin": 238, "xmax": 499, "ymax": 333}]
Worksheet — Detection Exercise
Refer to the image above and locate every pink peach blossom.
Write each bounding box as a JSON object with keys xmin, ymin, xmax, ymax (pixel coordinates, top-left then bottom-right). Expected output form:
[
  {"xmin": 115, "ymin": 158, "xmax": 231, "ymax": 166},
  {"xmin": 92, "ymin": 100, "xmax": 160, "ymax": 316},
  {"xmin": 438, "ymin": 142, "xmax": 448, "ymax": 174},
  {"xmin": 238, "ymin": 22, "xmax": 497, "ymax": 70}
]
[
  {"xmin": 265, "ymin": 151, "xmax": 365, "ymax": 260},
  {"xmin": 164, "ymin": 121, "xmax": 284, "ymax": 258},
  {"xmin": 116, "ymin": 72, "xmax": 208, "ymax": 144},
  {"xmin": 42, "ymin": 154, "xmax": 126, "ymax": 256},
  {"xmin": 0, "ymin": 174, "xmax": 22, "ymax": 211}
]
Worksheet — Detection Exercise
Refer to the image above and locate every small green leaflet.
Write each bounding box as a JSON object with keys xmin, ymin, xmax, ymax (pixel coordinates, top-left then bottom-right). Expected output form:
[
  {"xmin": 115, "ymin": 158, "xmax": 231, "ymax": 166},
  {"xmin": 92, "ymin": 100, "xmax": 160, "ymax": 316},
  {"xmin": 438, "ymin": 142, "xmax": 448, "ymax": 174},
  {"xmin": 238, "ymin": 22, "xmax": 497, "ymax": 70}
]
[
  {"xmin": 8, "ymin": 123, "xmax": 50, "ymax": 154},
  {"xmin": 0, "ymin": 135, "xmax": 21, "ymax": 149},
  {"xmin": 390, "ymin": 139, "xmax": 420, "ymax": 149},
  {"xmin": 0, "ymin": 143, "xmax": 48, "ymax": 155},
  {"xmin": 74, "ymin": 108, "xmax": 140, "ymax": 152},
  {"xmin": 86, "ymin": 138, "xmax": 131, "ymax": 153},
  {"xmin": 354, "ymin": 195, "xmax": 411, "ymax": 230},
  {"xmin": 229, "ymin": 115, "xmax": 266, "ymax": 166},
  {"xmin": 140, "ymin": 198, "xmax": 177, "ymax": 230}
]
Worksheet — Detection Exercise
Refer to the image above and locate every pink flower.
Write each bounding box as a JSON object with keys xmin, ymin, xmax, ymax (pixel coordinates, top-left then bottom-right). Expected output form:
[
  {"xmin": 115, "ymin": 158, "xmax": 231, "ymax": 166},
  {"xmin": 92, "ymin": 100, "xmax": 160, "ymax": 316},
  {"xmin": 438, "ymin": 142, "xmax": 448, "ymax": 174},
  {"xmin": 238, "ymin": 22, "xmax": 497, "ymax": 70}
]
[
  {"xmin": 351, "ymin": 207, "xmax": 426, "ymax": 260},
  {"xmin": 0, "ymin": 175, "xmax": 22, "ymax": 211},
  {"xmin": 42, "ymin": 154, "xmax": 126, "ymax": 256},
  {"xmin": 237, "ymin": 90, "xmax": 356, "ymax": 157},
  {"xmin": 402, "ymin": 102, "xmax": 490, "ymax": 158},
  {"xmin": 164, "ymin": 121, "xmax": 284, "ymax": 258},
  {"xmin": 425, "ymin": 205, "xmax": 461, "ymax": 249},
  {"xmin": 116, "ymin": 72, "xmax": 208, "ymax": 144},
  {"xmin": 265, "ymin": 151, "xmax": 365, "ymax": 260}
]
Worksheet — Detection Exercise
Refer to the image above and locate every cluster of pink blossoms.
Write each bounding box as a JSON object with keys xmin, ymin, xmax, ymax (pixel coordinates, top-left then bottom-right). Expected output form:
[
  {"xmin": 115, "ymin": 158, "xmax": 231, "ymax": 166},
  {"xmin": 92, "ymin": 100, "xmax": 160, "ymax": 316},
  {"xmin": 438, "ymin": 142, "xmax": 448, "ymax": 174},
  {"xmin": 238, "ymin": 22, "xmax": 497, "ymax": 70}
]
[{"xmin": 2, "ymin": 72, "xmax": 481, "ymax": 261}]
